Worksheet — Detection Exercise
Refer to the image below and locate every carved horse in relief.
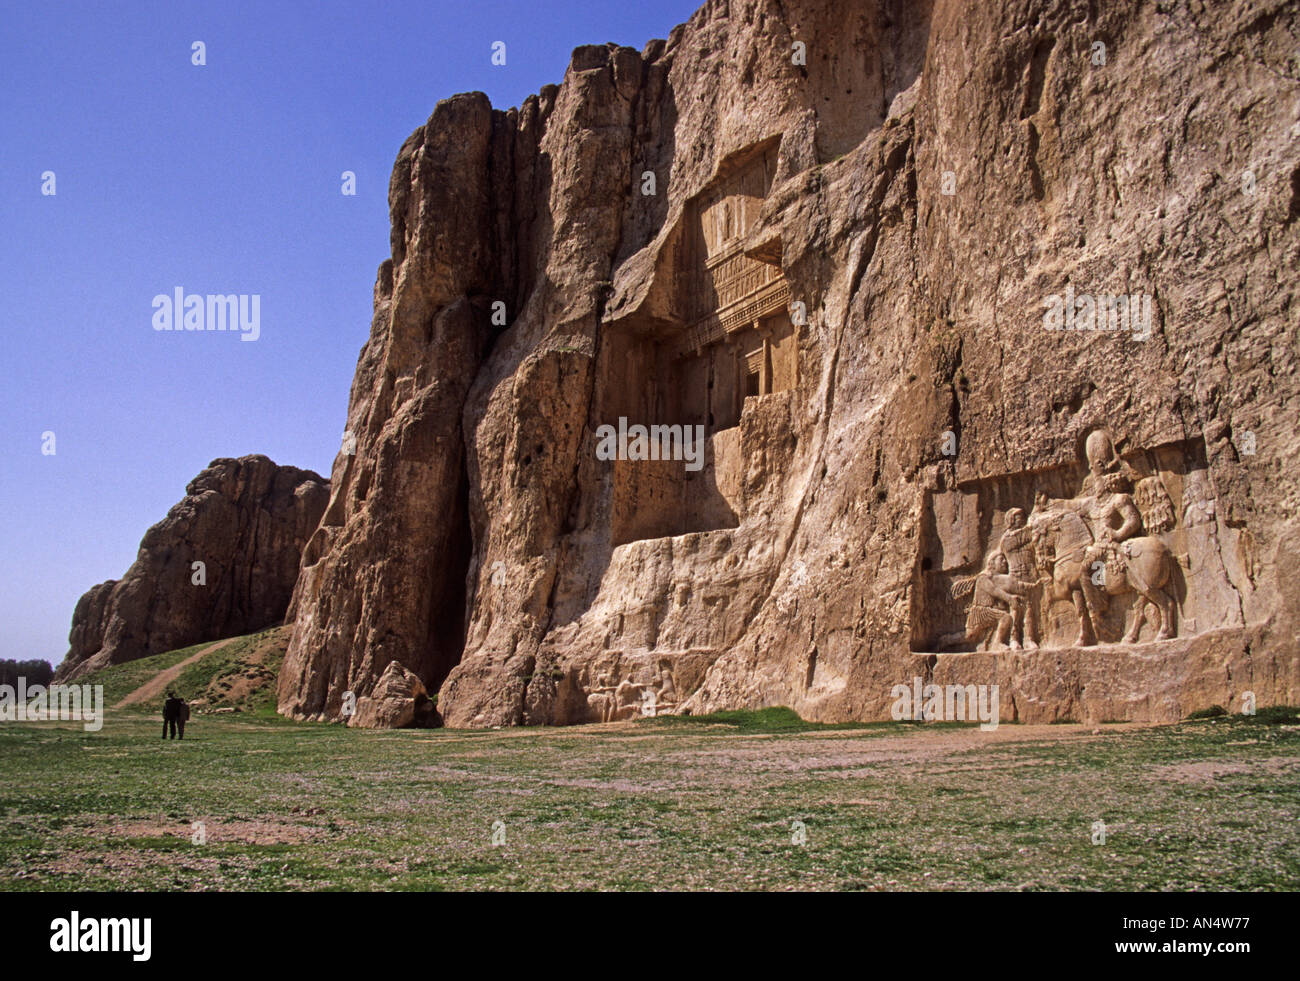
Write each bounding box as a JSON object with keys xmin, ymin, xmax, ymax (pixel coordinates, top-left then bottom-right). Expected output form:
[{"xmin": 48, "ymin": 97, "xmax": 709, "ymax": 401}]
[{"xmin": 1032, "ymin": 508, "xmax": 1177, "ymax": 646}]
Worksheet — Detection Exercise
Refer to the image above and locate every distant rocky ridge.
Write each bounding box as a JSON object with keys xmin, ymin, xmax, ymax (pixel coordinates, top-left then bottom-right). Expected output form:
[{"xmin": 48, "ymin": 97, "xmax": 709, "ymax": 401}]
[
  {"xmin": 271, "ymin": 0, "xmax": 1298, "ymax": 726},
  {"xmin": 56, "ymin": 455, "xmax": 328, "ymax": 682}
]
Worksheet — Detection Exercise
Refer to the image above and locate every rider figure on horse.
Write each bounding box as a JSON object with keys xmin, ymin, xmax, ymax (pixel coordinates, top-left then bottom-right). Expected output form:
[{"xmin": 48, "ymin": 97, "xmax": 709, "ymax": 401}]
[{"xmin": 1028, "ymin": 429, "xmax": 1176, "ymax": 646}]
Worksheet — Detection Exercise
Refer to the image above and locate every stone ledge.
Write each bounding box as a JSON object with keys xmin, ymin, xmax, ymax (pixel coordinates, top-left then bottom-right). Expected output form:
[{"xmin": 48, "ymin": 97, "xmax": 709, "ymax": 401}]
[{"xmin": 914, "ymin": 628, "xmax": 1296, "ymax": 724}]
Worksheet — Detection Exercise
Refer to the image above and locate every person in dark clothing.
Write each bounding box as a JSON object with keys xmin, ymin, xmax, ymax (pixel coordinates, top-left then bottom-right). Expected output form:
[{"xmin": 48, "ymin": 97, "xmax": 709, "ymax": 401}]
[
  {"xmin": 162, "ymin": 692, "xmax": 181, "ymax": 740},
  {"xmin": 177, "ymin": 697, "xmax": 189, "ymax": 739}
]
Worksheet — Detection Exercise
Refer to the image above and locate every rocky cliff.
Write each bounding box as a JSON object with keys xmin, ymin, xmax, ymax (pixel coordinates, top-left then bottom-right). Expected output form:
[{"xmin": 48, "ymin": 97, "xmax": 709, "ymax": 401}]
[
  {"xmin": 57, "ymin": 456, "xmax": 328, "ymax": 681},
  {"xmin": 279, "ymin": 0, "xmax": 1300, "ymax": 727}
]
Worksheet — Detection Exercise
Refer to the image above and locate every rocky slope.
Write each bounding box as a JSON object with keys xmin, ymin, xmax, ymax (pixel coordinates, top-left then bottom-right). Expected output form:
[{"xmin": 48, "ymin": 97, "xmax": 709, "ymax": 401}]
[
  {"xmin": 279, "ymin": 0, "xmax": 1299, "ymax": 726},
  {"xmin": 57, "ymin": 456, "xmax": 328, "ymax": 681}
]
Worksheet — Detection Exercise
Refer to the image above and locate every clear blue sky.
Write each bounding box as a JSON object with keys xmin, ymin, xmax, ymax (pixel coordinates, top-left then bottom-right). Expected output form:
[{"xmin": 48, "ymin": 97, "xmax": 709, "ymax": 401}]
[{"xmin": 0, "ymin": 0, "xmax": 702, "ymax": 666}]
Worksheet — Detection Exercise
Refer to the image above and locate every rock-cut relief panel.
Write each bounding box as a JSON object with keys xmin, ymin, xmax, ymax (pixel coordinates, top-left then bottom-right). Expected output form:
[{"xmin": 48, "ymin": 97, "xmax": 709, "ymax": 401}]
[{"xmin": 912, "ymin": 429, "xmax": 1245, "ymax": 652}]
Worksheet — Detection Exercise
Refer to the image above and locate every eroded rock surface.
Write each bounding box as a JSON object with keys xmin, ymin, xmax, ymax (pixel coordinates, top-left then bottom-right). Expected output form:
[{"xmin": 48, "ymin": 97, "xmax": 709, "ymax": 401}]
[
  {"xmin": 57, "ymin": 456, "xmax": 328, "ymax": 681},
  {"xmin": 280, "ymin": 0, "xmax": 1300, "ymax": 726},
  {"xmin": 348, "ymin": 661, "xmax": 434, "ymax": 729}
]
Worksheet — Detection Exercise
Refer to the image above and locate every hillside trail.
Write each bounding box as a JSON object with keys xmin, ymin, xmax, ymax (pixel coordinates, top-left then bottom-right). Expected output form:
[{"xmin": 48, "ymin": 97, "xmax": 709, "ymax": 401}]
[{"xmin": 114, "ymin": 637, "xmax": 236, "ymax": 708}]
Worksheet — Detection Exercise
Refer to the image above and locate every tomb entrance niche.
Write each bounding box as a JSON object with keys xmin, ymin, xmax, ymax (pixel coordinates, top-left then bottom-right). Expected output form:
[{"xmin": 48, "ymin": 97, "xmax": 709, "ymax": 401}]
[
  {"xmin": 604, "ymin": 140, "xmax": 799, "ymax": 546},
  {"xmin": 671, "ymin": 140, "xmax": 797, "ymax": 428}
]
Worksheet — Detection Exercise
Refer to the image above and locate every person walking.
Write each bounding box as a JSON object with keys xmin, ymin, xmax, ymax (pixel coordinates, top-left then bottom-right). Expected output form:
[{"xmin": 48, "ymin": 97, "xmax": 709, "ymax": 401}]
[
  {"xmin": 177, "ymin": 696, "xmax": 190, "ymax": 740},
  {"xmin": 162, "ymin": 691, "xmax": 181, "ymax": 739}
]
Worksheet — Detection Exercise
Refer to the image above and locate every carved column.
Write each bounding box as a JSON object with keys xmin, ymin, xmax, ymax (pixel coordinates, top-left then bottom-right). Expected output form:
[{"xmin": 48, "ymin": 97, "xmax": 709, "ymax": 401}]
[{"xmin": 756, "ymin": 320, "xmax": 773, "ymax": 396}]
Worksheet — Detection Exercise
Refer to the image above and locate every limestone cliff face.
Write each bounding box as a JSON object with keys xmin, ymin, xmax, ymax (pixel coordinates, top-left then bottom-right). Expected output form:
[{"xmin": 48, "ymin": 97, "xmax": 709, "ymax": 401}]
[
  {"xmin": 57, "ymin": 456, "xmax": 328, "ymax": 681},
  {"xmin": 280, "ymin": 0, "xmax": 1300, "ymax": 727}
]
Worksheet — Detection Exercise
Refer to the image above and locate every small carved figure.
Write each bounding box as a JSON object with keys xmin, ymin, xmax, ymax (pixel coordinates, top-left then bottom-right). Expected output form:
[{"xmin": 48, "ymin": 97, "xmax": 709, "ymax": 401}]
[
  {"xmin": 1181, "ymin": 470, "xmax": 1217, "ymax": 527},
  {"xmin": 998, "ymin": 507, "xmax": 1041, "ymax": 649},
  {"xmin": 939, "ymin": 552, "xmax": 1033, "ymax": 651},
  {"xmin": 656, "ymin": 661, "xmax": 679, "ymax": 709},
  {"xmin": 587, "ymin": 672, "xmax": 617, "ymax": 723}
]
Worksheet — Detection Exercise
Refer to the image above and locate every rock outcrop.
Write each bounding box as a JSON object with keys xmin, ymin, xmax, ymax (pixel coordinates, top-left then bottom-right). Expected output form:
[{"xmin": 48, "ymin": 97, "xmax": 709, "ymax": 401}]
[
  {"xmin": 347, "ymin": 661, "xmax": 434, "ymax": 729},
  {"xmin": 57, "ymin": 456, "xmax": 328, "ymax": 681},
  {"xmin": 279, "ymin": 0, "xmax": 1300, "ymax": 727}
]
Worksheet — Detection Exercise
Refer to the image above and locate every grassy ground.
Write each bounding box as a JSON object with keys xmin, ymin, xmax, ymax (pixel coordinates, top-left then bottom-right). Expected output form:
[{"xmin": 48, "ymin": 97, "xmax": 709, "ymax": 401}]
[
  {"xmin": 75, "ymin": 639, "xmax": 219, "ymax": 709},
  {"xmin": 1, "ymin": 687, "xmax": 1297, "ymax": 890},
  {"xmin": 83, "ymin": 626, "xmax": 287, "ymax": 717},
  {"xmin": 145, "ymin": 627, "xmax": 285, "ymax": 717}
]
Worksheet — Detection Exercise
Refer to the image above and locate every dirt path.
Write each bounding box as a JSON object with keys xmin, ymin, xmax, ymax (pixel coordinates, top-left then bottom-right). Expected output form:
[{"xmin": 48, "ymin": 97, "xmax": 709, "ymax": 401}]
[{"xmin": 114, "ymin": 638, "xmax": 236, "ymax": 708}]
